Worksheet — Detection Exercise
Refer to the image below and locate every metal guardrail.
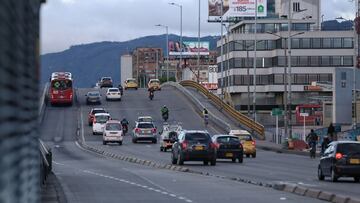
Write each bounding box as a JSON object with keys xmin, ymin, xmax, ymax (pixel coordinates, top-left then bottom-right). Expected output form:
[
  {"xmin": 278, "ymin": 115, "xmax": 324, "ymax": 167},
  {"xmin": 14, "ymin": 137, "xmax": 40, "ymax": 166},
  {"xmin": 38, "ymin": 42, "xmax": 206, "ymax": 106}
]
[
  {"xmin": 179, "ymin": 80, "xmax": 265, "ymax": 139},
  {"xmin": 163, "ymin": 82, "xmax": 232, "ymax": 133}
]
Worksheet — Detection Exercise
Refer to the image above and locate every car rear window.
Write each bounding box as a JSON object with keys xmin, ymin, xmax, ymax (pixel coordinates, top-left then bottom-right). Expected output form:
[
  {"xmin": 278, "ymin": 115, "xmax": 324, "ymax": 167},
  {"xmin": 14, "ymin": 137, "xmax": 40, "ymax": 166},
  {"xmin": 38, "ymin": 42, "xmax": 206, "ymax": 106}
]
[
  {"xmin": 138, "ymin": 123, "xmax": 154, "ymax": 128},
  {"xmin": 109, "ymin": 89, "xmax": 119, "ymax": 92},
  {"xmin": 138, "ymin": 117, "xmax": 152, "ymax": 122},
  {"xmin": 102, "ymin": 77, "xmax": 112, "ymax": 81},
  {"xmin": 237, "ymin": 135, "xmax": 253, "ymax": 141},
  {"xmin": 106, "ymin": 123, "xmax": 121, "ymax": 131},
  {"xmin": 337, "ymin": 143, "xmax": 360, "ymax": 155},
  {"xmin": 185, "ymin": 133, "xmax": 210, "ymax": 142},
  {"xmin": 217, "ymin": 136, "xmax": 240, "ymax": 144},
  {"xmin": 127, "ymin": 79, "xmax": 136, "ymax": 83},
  {"xmin": 92, "ymin": 109, "xmax": 106, "ymax": 114},
  {"xmin": 88, "ymin": 92, "xmax": 100, "ymax": 96},
  {"xmin": 96, "ymin": 115, "xmax": 110, "ymax": 123}
]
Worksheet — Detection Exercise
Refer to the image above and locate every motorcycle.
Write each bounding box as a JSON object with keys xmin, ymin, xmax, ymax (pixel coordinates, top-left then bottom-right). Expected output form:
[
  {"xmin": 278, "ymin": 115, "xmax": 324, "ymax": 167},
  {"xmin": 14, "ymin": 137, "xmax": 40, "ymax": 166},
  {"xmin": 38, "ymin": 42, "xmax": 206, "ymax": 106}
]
[
  {"xmin": 204, "ymin": 114, "xmax": 209, "ymax": 126},
  {"xmin": 149, "ymin": 91, "xmax": 154, "ymax": 100},
  {"xmin": 162, "ymin": 112, "xmax": 169, "ymax": 122},
  {"xmin": 122, "ymin": 124, "xmax": 128, "ymax": 135},
  {"xmin": 118, "ymin": 85, "xmax": 124, "ymax": 96}
]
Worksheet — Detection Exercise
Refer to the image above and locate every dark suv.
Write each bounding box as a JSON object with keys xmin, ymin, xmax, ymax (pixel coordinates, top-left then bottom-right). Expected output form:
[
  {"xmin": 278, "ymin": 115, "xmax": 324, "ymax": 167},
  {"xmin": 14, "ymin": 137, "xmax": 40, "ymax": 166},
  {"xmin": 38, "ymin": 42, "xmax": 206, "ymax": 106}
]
[
  {"xmin": 212, "ymin": 135, "xmax": 243, "ymax": 163},
  {"xmin": 171, "ymin": 131, "xmax": 217, "ymax": 166},
  {"xmin": 100, "ymin": 77, "xmax": 113, "ymax": 88},
  {"xmin": 318, "ymin": 141, "xmax": 360, "ymax": 182}
]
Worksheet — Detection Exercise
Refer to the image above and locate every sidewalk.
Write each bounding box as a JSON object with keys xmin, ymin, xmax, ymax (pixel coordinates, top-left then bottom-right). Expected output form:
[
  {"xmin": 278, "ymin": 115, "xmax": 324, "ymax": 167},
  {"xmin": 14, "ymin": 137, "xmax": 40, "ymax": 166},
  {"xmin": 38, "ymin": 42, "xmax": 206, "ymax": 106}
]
[
  {"xmin": 41, "ymin": 172, "xmax": 66, "ymax": 203},
  {"xmin": 184, "ymin": 87, "xmax": 315, "ymax": 156}
]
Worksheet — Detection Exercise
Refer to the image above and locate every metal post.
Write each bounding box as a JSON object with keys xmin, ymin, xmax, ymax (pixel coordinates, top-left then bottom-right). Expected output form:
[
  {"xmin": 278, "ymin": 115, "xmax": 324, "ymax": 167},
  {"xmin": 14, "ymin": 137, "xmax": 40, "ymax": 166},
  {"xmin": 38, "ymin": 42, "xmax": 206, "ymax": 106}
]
[
  {"xmin": 354, "ymin": 10, "xmax": 359, "ymax": 128},
  {"xmin": 197, "ymin": 0, "xmax": 201, "ymax": 83},
  {"xmin": 284, "ymin": 39, "xmax": 288, "ymax": 139},
  {"xmin": 220, "ymin": 0, "xmax": 224, "ymax": 98},
  {"xmin": 226, "ymin": 25, "xmax": 230, "ymax": 91},
  {"xmin": 179, "ymin": 5, "xmax": 183, "ymax": 82},
  {"xmin": 253, "ymin": 0, "xmax": 258, "ymax": 122},
  {"xmin": 247, "ymin": 49, "xmax": 251, "ymax": 117},
  {"xmin": 166, "ymin": 26, "xmax": 169, "ymax": 81},
  {"xmin": 288, "ymin": 0, "xmax": 293, "ymax": 139},
  {"xmin": 136, "ymin": 49, "xmax": 139, "ymax": 84},
  {"xmin": 156, "ymin": 49, "xmax": 158, "ymax": 79}
]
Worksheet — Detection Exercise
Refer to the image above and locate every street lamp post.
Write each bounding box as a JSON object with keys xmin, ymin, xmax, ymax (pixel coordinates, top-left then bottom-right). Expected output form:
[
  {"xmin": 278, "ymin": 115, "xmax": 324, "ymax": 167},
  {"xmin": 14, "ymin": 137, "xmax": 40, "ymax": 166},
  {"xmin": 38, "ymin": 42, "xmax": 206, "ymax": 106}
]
[
  {"xmin": 266, "ymin": 31, "xmax": 304, "ymax": 139},
  {"xmin": 253, "ymin": 0, "xmax": 258, "ymax": 122},
  {"xmin": 155, "ymin": 24, "xmax": 169, "ymax": 81},
  {"xmin": 169, "ymin": 2, "xmax": 182, "ymax": 81},
  {"xmin": 197, "ymin": 0, "xmax": 201, "ymax": 83}
]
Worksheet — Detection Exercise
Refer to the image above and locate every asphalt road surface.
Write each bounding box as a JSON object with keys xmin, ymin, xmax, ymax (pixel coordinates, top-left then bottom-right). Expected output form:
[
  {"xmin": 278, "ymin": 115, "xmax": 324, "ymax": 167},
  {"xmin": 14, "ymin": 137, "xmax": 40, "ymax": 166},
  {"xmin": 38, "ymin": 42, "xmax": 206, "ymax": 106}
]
[
  {"xmin": 75, "ymin": 87, "xmax": 360, "ymax": 200},
  {"xmin": 39, "ymin": 91, "xmax": 326, "ymax": 203}
]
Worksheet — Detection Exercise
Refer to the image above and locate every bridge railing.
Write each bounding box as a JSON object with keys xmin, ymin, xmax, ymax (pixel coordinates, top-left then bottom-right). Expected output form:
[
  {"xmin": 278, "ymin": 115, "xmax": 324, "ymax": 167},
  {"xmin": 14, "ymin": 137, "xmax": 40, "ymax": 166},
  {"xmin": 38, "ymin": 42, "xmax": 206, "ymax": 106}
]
[{"xmin": 179, "ymin": 80, "xmax": 265, "ymax": 139}]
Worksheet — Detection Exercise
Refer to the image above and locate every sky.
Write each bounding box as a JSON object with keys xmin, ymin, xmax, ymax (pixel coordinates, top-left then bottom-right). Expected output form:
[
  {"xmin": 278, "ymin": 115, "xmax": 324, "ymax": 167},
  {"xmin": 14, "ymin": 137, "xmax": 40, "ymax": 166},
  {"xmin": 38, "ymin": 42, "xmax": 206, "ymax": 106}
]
[{"xmin": 40, "ymin": 0, "xmax": 356, "ymax": 54}]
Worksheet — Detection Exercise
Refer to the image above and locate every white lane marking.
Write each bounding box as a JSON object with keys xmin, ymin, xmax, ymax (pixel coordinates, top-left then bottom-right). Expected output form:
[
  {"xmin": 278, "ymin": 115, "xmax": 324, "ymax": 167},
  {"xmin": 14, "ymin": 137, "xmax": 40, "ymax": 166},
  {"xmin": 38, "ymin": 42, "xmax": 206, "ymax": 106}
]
[
  {"xmin": 53, "ymin": 161, "xmax": 66, "ymax": 166},
  {"xmin": 280, "ymin": 197, "xmax": 287, "ymax": 200},
  {"xmin": 80, "ymin": 106, "xmax": 85, "ymax": 143}
]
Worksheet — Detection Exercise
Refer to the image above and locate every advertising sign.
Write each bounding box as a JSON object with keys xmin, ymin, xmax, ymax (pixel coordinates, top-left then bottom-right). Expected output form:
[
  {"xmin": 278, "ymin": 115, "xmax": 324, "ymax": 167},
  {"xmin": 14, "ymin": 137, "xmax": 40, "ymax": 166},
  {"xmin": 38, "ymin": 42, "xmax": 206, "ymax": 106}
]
[
  {"xmin": 168, "ymin": 41, "xmax": 210, "ymax": 56},
  {"xmin": 208, "ymin": 0, "xmax": 267, "ymax": 17}
]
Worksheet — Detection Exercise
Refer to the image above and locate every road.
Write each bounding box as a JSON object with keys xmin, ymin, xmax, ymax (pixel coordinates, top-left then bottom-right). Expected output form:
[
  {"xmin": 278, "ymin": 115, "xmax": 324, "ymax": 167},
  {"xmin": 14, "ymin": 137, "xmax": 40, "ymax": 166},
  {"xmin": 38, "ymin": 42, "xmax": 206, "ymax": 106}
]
[
  {"xmin": 76, "ymin": 87, "xmax": 360, "ymax": 200},
  {"xmin": 39, "ymin": 91, "xmax": 325, "ymax": 203}
]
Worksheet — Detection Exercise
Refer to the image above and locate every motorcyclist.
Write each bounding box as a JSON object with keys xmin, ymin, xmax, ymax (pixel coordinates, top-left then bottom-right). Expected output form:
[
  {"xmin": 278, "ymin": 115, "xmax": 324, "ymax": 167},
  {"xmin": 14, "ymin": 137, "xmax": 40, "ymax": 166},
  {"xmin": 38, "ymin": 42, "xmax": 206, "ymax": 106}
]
[
  {"xmin": 161, "ymin": 105, "xmax": 169, "ymax": 121},
  {"xmin": 121, "ymin": 117, "xmax": 129, "ymax": 134},
  {"xmin": 306, "ymin": 129, "xmax": 318, "ymax": 159},
  {"xmin": 118, "ymin": 84, "xmax": 123, "ymax": 95},
  {"xmin": 203, "ymin": 108, "xmax": 209, "ymax": 125},
  {"xmin": 149, "ymin": 88, "xmax": 155, "ymax": 100}
]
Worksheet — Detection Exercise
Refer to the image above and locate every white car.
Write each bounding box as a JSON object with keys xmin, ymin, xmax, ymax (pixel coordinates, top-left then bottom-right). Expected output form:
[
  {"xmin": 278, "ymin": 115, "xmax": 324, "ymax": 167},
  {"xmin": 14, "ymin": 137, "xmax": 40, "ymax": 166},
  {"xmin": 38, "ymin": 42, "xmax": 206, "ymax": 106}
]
[
  {"xmin": 106, "ymin": 88, "xmax": 121, "ymax": 101},
  {"xmin": 92, "ymin": 113, "xmax": 111, "ymax": 135},
  {"xmin": 136, "ymin": 116, "xmax": 153, "ymax": 124},
  {"xmin": 103, "ymin": 120, "xmax": 123, "ymax": 145}
]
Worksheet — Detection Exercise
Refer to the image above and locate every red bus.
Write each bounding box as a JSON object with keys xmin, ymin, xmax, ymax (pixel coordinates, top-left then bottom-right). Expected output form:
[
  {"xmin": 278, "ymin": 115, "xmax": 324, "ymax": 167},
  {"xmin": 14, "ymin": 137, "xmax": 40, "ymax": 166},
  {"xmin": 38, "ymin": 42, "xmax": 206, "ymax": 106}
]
[
  {"xmin": 49, "ymin": 72, "xmax": 73, "ymax": 106},
  {"xmin": 295, "ymin": 104, "xmax": 323, "ymax": 125}
]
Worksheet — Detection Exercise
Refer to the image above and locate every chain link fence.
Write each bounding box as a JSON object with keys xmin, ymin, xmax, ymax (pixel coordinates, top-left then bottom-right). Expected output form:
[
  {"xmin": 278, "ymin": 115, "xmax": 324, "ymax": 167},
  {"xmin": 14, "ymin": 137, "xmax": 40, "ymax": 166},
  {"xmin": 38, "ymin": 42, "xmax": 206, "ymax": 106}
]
[{"xmin": 0, "ymin": 1, "xmax": 44, "ymax": 202}]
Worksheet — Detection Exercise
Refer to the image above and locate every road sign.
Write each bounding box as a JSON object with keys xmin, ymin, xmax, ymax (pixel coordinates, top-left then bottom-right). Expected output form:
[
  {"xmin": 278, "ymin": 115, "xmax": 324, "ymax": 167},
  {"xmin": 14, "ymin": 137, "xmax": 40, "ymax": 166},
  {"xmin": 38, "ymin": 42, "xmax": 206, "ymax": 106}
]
[
  {"xmin": 271, "ymin": 108, "xmax": 283, "ymax": 116},
  {"xmin": 300, "ymin": 113, "xmax": 309, "ymax": 117}
]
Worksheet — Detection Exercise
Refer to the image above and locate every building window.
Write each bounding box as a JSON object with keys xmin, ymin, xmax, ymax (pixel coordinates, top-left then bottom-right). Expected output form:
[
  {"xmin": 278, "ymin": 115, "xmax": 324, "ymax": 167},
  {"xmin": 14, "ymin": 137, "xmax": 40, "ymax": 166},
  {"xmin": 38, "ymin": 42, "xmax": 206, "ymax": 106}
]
[
  {"xmin": 274, "ymin": 74, "xmax": 284, "ymax": 84},
  {"xmin": 321, "ymin": 56, "xmax": 331, "ymax": 66},
  {"xmin": 257, "ymin": 40, "xmax": 266, "ymax": 50},
  {"xmin": 301, "ymin": 38, "xmax": 311, "ymax": 48},
  {"xmin": 343, "ymin": 56, "xmax": 353, "ymax": 66},
  {"xmin": 310, "ymin": 56, "xmax": 320, "ymax": 66},
  {"xmin": 333, "ymin": 38, "xmax": 342, "ymax": 48},
  {"xmin": 293, "ymin": 2, "xmax": 300, "ymax": 12},
  {"xmin": 343, "ymin": 38, "xmax": 353, "ymax": 48},
  {"xmin": 296, "ymin": 74, "xmax": 308, "ymax": 84},
  {"xmin": 299, "ymin": 56, "xmax": 308, "ymax": 66},
  {"xmin": 277, "ymin": 56, "xmax": 286, "ymax": 66},
  {"xmin": 332, "ymin": 56, "xmax": 341, "ymax": 66},
  {"xmin": 323, "ymin": 38, "xmax": 332, "ymax": 48},
  {"xmin": 291, "ymin": 56, "xmax": 299, "ymax": 66},
  {"xmin": 291, "ymin": 38, "xmax": 300, "ymax": 49},
  {"xmin": 293, "ymin": 23, "xmax": 308, "ymax": 31},
  {"xmin": 312, "ymin": 38, "xmax": 321, "ymax": 48},
  {"xmin": 309, "ymin": 74, "xmax": 319, "ymax": 83}
]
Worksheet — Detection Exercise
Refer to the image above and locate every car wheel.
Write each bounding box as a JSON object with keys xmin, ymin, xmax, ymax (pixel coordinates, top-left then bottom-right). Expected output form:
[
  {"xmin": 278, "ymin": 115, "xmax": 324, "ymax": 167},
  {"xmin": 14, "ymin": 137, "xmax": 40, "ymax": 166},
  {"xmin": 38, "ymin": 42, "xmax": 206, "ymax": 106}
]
[
  {"xmin": 232, "ymin": 158, "xmax": 236, "ymax": 163},
  {"xmin": 318, "ymin": 166, "xmax": 325, "ymax": 181},
  {"xmin": 177, "ymin": 154, "xmax": 184, "ymax": 165},
  {"xmin": 203, "ymin": 161, "xmax": 209, "ymax": 165},
  {"xmin": 93, "ymin": 131, "xmax": 96, "ymax": 135},
  {"xmin": 331, "ymin": 168, "xmax": 338, "ymax": 182},
  {"xmin": 354, "ymin": 177, "xmax": 360, "ymax": 182},
  {"xmin": 210, "ymin": 158, "xmax": 216, "ymax": 166},
  {"xmin": 88, "ymin": 122, "xmax": 92, "ymax": 126},
  {"xmin": 132, "ymin": 138, "xmax": 137, "ymax": 143},
  {"xmin": 119, "ymin": 141, "xmax": 122, "ymax": 146},
  {"xmin": 238, "ymin": 157, "xmax": 243, "ymax": 163},
  {"xmin": 246, "ymin": 154, "xmax": 250, "ymax": 158},
  {"xmin": 152, "ymin": 139, "xmax": 157, "ymax": 144},
  {"xmin": 252, "ymin": 153, "xmax": 256, "ymax": 158},
  {"xmin": 160, "ymin": 147, "xmax": 163, "ymax": 152},
  {"xmin": 163, "ymin": 148, "xmax": 167, "ymax": 152},
  {"xmin": 171, "ymin": 152, "xmax": 177, "ymax": 165},
  {"xmin": 103, "ymin": 141, "xmax": 106, "ymax": 145}
]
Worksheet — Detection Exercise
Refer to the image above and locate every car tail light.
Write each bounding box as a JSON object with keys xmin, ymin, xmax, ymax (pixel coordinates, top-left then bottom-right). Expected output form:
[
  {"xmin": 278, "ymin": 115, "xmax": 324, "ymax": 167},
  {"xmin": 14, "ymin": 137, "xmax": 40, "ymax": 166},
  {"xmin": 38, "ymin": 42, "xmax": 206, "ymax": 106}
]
[
  {"xmin": 135, "ymin": 128, "xmax": 140, "ymax": 133},
  {"xmin": 151, "ymin": 128, "xmax": 156, "ymax": 133},
  {"xmin": 181, "ymin": 141, "xmax": 188, "ymax": 149},
  {"xmin": 210, "ymin": 142, "xmax": 217, "ymax": 149},
  {"xmin": 251, "ymin": 141, "xmax": 256, "ymax": 146},
  {"xmin": 335, "ymin": 153, "xmax": 343, "ymax": 160}
]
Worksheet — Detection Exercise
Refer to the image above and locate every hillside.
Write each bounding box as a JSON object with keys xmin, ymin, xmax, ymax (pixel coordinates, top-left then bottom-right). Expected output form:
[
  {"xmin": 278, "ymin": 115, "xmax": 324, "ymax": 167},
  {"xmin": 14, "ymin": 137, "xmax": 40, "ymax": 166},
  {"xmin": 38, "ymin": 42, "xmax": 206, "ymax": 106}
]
[{"xmin": 41, "ymin": 34, "xmax": 219, "ymax": 87}]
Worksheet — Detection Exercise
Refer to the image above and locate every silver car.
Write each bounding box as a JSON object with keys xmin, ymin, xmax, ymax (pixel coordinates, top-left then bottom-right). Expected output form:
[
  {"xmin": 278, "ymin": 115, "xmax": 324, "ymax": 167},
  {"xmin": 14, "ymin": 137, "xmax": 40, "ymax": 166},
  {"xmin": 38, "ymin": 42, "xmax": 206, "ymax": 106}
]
[
  {"xmin": 132, "ymin": 122, "xmax": 157, "ymax": 144},
  {"xmin": 86, "ymin": 91, "xmax": 101, "ymax": 105}
]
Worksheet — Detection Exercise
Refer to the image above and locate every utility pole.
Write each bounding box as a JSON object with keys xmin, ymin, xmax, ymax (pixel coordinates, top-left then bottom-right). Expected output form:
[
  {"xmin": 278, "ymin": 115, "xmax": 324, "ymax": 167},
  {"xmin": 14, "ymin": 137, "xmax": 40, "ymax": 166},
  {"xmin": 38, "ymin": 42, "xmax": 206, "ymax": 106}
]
[
  {"xmin": 253, "ymin": 0, "xmax": 258, "ymax": 122},
  {"xmin": 287, "ymin": 0, "xmax": 293, "ymax": 139},
  {"xmin": 197, "ymin": 0, "xmax": 201, "ymax": 83},
  {"xmin": 220, "ymin": 0, "xmax": 224, "ymax": 98}
]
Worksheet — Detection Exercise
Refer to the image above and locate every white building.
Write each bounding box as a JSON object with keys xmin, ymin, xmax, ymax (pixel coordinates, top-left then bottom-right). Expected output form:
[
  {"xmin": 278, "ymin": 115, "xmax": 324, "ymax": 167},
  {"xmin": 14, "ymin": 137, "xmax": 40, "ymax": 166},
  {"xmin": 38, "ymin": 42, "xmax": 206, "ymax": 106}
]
[
  {"xmin": 120, "ymin": 54, "xmax": 133, "ymax": 85},
  {"xmin": 216, "ymin": 0, "xmax": 357, "ymax": 122}
]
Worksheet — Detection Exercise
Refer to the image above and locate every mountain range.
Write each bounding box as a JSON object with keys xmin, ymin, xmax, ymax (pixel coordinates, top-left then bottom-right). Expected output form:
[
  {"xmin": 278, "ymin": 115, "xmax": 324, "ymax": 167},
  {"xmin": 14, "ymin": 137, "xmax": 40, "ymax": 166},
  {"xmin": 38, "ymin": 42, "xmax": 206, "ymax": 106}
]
[{"xmin": 41, "ymin": 34, "xmax": 219, "ymax": 87}]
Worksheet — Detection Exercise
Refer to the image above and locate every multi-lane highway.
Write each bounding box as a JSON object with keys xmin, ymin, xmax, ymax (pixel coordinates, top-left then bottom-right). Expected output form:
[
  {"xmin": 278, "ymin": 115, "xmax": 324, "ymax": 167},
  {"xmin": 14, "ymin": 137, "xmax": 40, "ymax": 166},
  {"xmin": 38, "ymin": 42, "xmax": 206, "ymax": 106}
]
[{"xmin": 40, "ymin": 86, "xmax": 359, "ymax": 202}]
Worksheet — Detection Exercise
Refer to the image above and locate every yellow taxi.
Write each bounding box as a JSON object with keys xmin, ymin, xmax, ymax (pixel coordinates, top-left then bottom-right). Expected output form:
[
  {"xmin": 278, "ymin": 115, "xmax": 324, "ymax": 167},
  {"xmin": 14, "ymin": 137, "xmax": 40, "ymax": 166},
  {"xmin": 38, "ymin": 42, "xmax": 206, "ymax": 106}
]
[
  {"xmin": 229, "ymin": 130, "xmax": 256, "ymax": 158},
  {"xmin": 148, "ymin": 79, "xmax": 161, "ymax": 91},
  {"xmin": 124, "ymin": 78, "xmax": 138, "ymax": 90}
]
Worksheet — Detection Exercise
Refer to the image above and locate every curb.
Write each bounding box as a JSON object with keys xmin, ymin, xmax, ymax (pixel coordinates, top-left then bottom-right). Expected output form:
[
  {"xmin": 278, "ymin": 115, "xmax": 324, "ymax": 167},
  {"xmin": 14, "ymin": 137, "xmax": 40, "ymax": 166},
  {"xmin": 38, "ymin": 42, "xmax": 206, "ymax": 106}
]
[
  {"xmin": 257, "ymin": 145, "xmax": 321, "ymax": 157},
  {"xmin": 273, "ymin": 182, "xmax": 360, "ymax": 203}
]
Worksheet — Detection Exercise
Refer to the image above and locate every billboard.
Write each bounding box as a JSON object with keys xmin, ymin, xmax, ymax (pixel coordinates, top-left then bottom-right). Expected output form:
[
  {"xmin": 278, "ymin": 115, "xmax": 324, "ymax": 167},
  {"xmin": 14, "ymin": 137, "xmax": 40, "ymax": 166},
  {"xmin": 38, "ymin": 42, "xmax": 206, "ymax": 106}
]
[
  {"xmin": 208, "ymin": 0, "xmax": 267, "ymax": 17},
  {"xmin": 168, "ymin": 41, "xmax": 210, "ymax": 56}
]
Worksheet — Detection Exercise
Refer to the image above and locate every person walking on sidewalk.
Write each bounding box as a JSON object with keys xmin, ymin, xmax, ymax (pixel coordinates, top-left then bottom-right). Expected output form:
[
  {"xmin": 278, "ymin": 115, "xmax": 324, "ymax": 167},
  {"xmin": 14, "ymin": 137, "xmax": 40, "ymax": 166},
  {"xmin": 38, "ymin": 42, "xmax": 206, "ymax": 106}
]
[{"xmin": 306, "ymin": 129, "xmax": 318, "ymax": 159}]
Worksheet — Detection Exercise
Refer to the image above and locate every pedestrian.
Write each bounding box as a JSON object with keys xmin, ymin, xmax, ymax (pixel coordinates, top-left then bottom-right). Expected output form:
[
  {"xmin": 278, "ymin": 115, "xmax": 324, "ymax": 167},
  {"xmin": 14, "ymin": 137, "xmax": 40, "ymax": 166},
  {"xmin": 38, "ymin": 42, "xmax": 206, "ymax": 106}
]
[
  {"xmin": 327, "ymin": 123, "xmax": 336, "ymax": 141},
  {"xmin": 306, "ymin": 129, "xmax": 318, "ymax": 159},
  {"xmin": 321, "ymin": 136, "xmax": 330, "ymax": 155}
]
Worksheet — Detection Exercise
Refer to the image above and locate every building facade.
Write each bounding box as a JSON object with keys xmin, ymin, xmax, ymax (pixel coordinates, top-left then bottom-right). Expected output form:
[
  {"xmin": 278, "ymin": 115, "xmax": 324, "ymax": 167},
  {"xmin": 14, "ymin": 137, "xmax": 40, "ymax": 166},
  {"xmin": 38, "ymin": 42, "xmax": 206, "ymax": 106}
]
[
  {"xmin": 120, "ymin": 54, "xmax": 133, "ymax": 85},
  {"xmin": 132, "ymin": 48, "xmax": 163, "ymax": 87},
  {"xmin": 216, "ymin": 0, "xmax": 356, "ymax": 113}
]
